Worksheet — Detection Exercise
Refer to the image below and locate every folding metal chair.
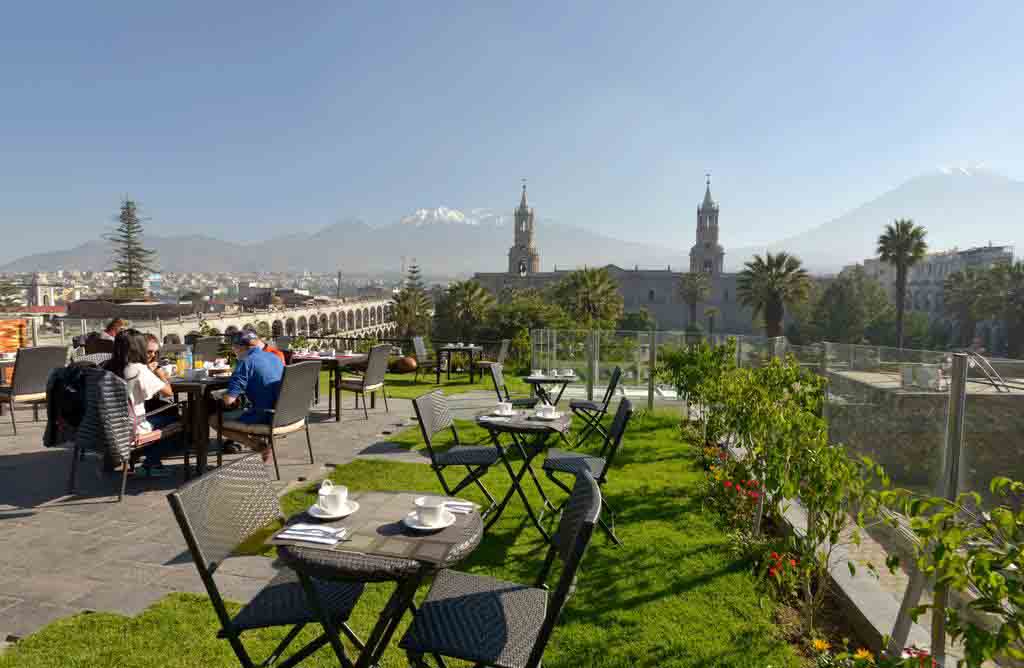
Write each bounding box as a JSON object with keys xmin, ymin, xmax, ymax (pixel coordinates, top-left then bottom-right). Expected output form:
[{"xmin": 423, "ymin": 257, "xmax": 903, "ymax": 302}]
[
  {"xmin": 543, "ymin": 398, "xmax": 633, "ymax": 545},
  {"xmin": 168, "ymin": 454, "xmax": 366, "ymax": 668},
  {"xmin": 412, "ymin": 390, "xmax": 500, "ymax": 521},
  {"xmin": 488, "ymin": 363, "xmax": 538, "ymax": 409},
  {"xmin": 400, "ymin": 470, "xmax": 602, "ymax": 668},
  {"xmin": 569, "ymin": 365, "xmax": 622, "ymax": 448}
]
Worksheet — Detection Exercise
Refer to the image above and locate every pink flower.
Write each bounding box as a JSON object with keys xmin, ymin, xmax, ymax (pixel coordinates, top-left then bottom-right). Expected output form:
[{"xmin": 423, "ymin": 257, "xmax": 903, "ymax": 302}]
[{"xmin": 724, "ymin": 480, "xmax": 732, "ymax": 488}]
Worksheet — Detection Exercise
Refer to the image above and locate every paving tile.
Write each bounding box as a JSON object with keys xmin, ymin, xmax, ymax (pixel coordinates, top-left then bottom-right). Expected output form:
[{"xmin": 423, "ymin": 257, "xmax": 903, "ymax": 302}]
[
  {"xmin": 0, "ymin": 595, "xmax": 22, "ymax": 615},
  {"xmin": 0, "ymin": 601, "xmax": 83, "ymax": 641},
  {"xmin": 0, "ymin": 573, "xmax": 101, "ymax": 606},
  {"xmin": 217, "ymin": 555, "xmax": 277, "ymax": 580},
  {"xmin": 148, "ymin": 566, "xmax": 206, "ymax": 594},
  {"xmin": 81, "ymin": 559, "xmax": 164, "ymax": 588},
  {"xmin": 69, "ymin": 584, "xmax": 167, "ymax": 617}
]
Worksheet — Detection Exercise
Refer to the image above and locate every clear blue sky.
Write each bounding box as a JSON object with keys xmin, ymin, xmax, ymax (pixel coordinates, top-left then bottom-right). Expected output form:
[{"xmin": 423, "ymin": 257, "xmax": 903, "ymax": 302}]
[{"xmin": 2, "ymin": 1, "xmax": 1022, "ymax": 263}]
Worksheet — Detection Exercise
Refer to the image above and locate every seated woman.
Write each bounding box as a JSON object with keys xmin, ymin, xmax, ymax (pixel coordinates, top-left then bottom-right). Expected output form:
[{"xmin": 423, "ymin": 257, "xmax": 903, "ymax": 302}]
[{"xmin": 103, "ymin": 330, "xmax": 181, "ymax": 477}]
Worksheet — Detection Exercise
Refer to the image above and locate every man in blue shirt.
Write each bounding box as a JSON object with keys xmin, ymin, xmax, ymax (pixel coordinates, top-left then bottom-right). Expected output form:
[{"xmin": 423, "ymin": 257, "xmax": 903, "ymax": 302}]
[{"xmin": 210, "ymin": 331, "xmax": 285, "ymax": 462}]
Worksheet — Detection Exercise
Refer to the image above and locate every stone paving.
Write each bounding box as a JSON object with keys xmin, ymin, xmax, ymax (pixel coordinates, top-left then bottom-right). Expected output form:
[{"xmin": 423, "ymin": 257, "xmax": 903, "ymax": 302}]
[{"xmin": 0, "ymin": 391, "xmax": 501, "ymax": 644}]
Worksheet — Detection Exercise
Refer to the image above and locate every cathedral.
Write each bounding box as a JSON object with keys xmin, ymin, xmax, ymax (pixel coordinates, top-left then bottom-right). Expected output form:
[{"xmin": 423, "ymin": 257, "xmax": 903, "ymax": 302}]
[{"xmin": 473, "ymin": 179, "xmax": 755, "ymax": 333}]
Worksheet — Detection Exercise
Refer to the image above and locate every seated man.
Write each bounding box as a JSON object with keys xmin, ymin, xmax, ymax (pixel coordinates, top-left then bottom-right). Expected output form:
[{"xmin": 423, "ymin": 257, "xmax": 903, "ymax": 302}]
[{"xmin": 210, "ymin": 331, "xmax": 285, "ymax": 462}]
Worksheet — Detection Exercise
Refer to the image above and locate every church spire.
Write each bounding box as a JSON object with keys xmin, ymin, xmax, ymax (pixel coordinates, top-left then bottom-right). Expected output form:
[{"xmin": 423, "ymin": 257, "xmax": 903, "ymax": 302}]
[
  {"xmin": 701, "ymin": 173, "xmax": 716, "ymax": 209},
  {"xmin": 519, "ymin": 179, "xmax": 528, "ymax": 210}
]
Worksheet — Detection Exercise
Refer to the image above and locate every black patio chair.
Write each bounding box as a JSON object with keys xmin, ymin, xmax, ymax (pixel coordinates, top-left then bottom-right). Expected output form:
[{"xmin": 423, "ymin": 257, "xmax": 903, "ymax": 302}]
[
  {"xmin": 411, "ymin": 336, "xmax": 439, "ymax": 383},
  {"xmin": 193, "ymin": 336, "xmax": 224, "ymax": 362},
  {"xmin": 400, "ymin": 469, "xmax": 602, "ymax": 668},
  {"xmin": 568, "ymin": 365, "xmax": 622, "ymax": 449},
  {"xmin": 475, "ymin": 338, "xmax": 510, "ymax": 377},
  {"xmin": 168, "ymin": 454, "xmax": 366, "ymax": 668},
  {"xmin": 336, "ymin": 344, "xmax": 390, "ymax": 419},
  {"xmin": 543, "ymin": 398, "xmax": 633, "ymax": 545},
  {"xmin": 412, "ymin": 390, "xmax": 500, "ymax": 520},
  {"xmin": 68, "ymin": 368, "xmax": 187, "ymax": 501},
  {"xmin": 488, "ymin": 363, "xmax": 538, "ymax": 409},
  {"xmin": 213, "ymin": 361, "xmax": 319, "ymax": 481},
  {"xmin": 0, "ymin": 345, "xmax": 68, "ymax": 434}
]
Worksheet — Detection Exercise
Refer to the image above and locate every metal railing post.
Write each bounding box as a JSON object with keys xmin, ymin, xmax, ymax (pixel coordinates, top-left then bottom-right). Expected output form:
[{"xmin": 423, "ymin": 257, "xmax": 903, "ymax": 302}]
[
  {"xmin": 647, "ymin": 330, "xmax": 657, "ymax": 411},
  {"xmin": 586, "ymin": 331, "xmax": 597, "ymax": 401},
  {"xmin": 888, "ymin": 352, "xmax": 967, "ymax": 662},
  {"xmin": 31, "ymin": 318, "xmax": 39, "ymax": 346}
]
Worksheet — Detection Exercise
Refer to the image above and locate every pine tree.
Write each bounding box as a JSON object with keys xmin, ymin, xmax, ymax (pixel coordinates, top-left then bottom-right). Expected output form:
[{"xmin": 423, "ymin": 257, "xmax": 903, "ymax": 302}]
[
  {"xmin": 106, "ymin": 198, "xmax": 157, "ymax": 299},
  {"xmin": 394, "ymin": 261, "xmax": 432, "ymax": 337},
  {"xmin": 405, "ymin": 262, "xmax": 425, "ymax": 292}
]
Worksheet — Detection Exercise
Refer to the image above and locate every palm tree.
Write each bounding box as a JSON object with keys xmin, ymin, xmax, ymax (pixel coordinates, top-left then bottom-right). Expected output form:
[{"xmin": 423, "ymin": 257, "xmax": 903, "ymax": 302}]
[
  {"xmin": 678, "ymin": 272, "xmax": 711, "ymax": 329},
  {"xmin": 984, "ymin": 262, "xmax": 1024, "ymax": 357},
  {"xmin": 553, "ymin": 267, "xmax": 624, "ymax": 329},
  {"xmin": 443, "ymin": 280, "xmax": 495, "ymax": 340},
  {"xmin": 877, "ymin": 219, "xmax": 928, "ymax": 348},
  {"xmin": 393, "ymin": 287, "xmax": 432, "ymax": 338},
  {"xmin": 737, "ymin": 252, "xmax": 811, "ymax": 338},
  {"xmin": 943, "ymin": 268, "xmax": 987, "ymax": 347},
  {"xmin": 0, "ymin": 281, "xmax": 23, "ymax": 308}
]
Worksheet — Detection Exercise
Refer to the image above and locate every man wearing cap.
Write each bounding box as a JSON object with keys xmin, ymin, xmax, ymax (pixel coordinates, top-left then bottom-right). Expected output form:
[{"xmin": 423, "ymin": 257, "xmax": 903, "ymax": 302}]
[{"xmin": 210, "ymin": 331, "xmax": 285, "ymax": 461}]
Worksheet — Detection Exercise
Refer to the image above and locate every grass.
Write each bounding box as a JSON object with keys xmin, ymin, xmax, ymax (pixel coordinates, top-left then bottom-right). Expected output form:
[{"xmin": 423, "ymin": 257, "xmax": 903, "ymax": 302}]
[
  {"xmin": 0, "ymin": 411, "xmax": 802, "ymax": 668},
  {"xmin": 317, "ymin": 368, "xmax": 530, "ymax": 401}
]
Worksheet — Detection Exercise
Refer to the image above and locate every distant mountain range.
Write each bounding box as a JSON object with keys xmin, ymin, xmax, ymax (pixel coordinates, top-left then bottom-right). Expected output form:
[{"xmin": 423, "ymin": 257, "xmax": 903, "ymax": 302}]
[
  {"xmin": 3, "ymin": 168, "xmax": 1022, "ymax": 276},
  {"xmin": 727, "ymin": 167, "xmax": 1024, "ymax": 272}
]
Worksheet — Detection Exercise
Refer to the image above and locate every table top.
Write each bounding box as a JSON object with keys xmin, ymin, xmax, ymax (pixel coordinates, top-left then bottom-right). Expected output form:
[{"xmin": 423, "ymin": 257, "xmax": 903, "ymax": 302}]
[
  {"xmin": 169, "ymin": 376, "xmax": 231, "ymax": 392},
  {"xmin": 273, "ymin": 490, "xmax": 483, "ymax": 582},
  {"xmin": 523, "ymin": 374, "xmax": 578, "ymax": 384},
  {"xmin": 291, "ymin": 353, "xmax": 367, "ymax": 365},
  {"xmin": 476, "ymin": 409, "xmax": 572, "ymax": 434},
  {"xmin": 438, "ymin": 345, "xmax": 482, "ymax": 352}
]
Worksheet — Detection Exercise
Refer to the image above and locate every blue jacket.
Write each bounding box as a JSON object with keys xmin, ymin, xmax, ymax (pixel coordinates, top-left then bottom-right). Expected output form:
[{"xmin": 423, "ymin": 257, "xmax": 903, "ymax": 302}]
[{"xmin": 227, "ymin": 348, "xmax": 285, "ymax": 424}]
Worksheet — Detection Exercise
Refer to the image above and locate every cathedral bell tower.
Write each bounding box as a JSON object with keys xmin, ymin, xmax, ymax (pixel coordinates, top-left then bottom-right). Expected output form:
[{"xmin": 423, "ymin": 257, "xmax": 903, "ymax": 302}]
[
  {"xmin": 689, "ymin": 174, "xmax": 725, "ymax": 276},
  {"xmin": 508, "ymin": 182, "xmax": 541, "ymax": 277}
]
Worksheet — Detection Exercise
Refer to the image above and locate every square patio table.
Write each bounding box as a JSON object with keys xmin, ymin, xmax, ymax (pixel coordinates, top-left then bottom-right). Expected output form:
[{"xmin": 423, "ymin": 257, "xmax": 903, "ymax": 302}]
[
  {"xmin": 272, "ymin": 490, "xmax": 484, "ymax": 668},
  {"xmin": 522, "ymin": 373, "xmax": 578, "ymax": 406},
  {"xmin": 476, "ymin": 409, "xmax": 572, "ymax": 542},
  {"xmin": 436, "ymin": 344, "xmax": 483, "ymax": 384},
  {"xmin": 169, "ymin": 375, "xmax": 230, "ymax": 478},
  {"xmin": 290, "ymin": 352, "xmax": 368, "ymax": 421}
]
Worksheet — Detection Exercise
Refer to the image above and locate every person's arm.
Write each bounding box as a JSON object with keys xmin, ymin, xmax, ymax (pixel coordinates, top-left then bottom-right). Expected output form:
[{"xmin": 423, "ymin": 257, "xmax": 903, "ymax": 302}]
[
  {"xmin": 140, "ymin": 366, "xmax": 173, "ymax": 399},
  {"xmin": 223, "ymin": 359, "xmax": 250, "ymax": 407}
]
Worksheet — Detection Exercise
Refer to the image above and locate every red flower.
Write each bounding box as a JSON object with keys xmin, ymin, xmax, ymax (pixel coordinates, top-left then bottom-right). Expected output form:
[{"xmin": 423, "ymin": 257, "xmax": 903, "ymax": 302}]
[
  {"xmin": 718, "ymin": 452, "xmax": 727, "ymax": 461},
  {"xmin": 768, "ymin": 567, "xmax": 777, "ymax": 577},
  {"xmin": 724, "ymin": 480, "xmax": 732, "ymax": 488},
  {"xmin": 770, "ymin": 552, "xmax": 778, "ymax": 560},
  {"xmin": 749, "ymin": 491, "xmax": 760, "ymax": 499},
  {"xmin": 789, "ymin": 559, "xmax": 797, "ymax": 567}
]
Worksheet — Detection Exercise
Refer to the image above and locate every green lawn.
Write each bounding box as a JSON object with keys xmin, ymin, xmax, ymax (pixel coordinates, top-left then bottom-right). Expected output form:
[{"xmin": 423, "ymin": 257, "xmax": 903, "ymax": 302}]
[
  {"xmin": 317, "ymin": 368, "xmax": 529, "ymax": 400},
  {"xmin": 0, "ymin": 412, "xmax": 802, "ymax": 668}
]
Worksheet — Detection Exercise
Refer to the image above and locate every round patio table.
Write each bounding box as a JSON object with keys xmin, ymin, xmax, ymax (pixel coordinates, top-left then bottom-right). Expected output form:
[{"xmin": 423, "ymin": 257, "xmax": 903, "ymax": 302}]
[
  {"xmin": 522, "ymin": 373, "xmax": 577, "ymax": 406},
  {"xmin": 274, "ymin": 490, "xmax": 484, "ymax": 668}
]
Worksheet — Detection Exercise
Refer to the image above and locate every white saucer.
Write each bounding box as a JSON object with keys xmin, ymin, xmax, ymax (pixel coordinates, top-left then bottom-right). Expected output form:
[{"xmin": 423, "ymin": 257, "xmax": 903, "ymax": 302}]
[
  {"xmin": 534, "ymin": 412, "xmax": 562, "ymax": 421},
  {"xmin": 402, "ymin": 509, "xmax": 456, "ymax": 532},
  {"xmin": 307, "ymin": 500, "xmax": 359, "ymax": 520},
  {"xmin": 492, "ymin": 411, "xmax": 515, "ymax": 418}
]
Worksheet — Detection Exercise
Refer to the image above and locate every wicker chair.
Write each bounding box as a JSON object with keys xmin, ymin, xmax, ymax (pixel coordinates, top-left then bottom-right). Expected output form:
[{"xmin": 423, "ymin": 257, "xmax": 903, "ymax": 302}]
[
  {"xmin": 569, "ymin": 365, "xmax": 623, "ymax": 448},
  {"xmin": 168, "ymin": 454, "xmax": 366, "ymax": 668},
  {"xmin": 212, "ymin": 361, "xmax": 319, "ymax": 481},
  {"xmin": 488, "ymin": 363, "xmax": 538, "ymax": 409},
  {"xmin": 336, "ymin": 344, "xmax": 390, "ymax": 419},
  {"xmin": 0, "ymin": 345, "xmax": 68, "ymax": 434},
  {"xmin": 400, "ymin": 470, "xmax": 602, "ymax": 668},
  {"xmin": 475, "ymin": 338, "xmax": 510, "ymax": 377},
  {"xmin": 544, "ymin": 398, "xmax": 633, "ymax": 545},
  {"xmin": 412, "ymin": 390, "xmax": 499, "ymax": 520},
  {"xmin": 411, "ymin": 336, "xmax": 439, "ymax": 383},
  {"xmin": 193, "ymin": 336, "xmax": 223, "ymax": 362},
  {"xmin": 67, "ymin": 368, "xmax": 186, "ymax": 501}
]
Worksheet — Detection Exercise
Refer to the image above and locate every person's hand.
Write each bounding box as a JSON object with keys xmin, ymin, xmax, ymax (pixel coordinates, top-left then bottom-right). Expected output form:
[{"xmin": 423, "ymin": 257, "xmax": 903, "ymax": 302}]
[
  {"xmin": 148, "ymin": 359, "xmax": 159, "ymax": 371},
  {"xmin": 153, "ymin": 366, "xmax": 169, "ymax": 382}
]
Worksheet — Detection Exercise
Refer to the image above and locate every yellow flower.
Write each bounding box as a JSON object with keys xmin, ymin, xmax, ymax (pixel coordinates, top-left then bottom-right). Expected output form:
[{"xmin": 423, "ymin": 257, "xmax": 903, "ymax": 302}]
[
  {"xmin": 811, "ymin": 639, "xmax": 830, "ymax": 653},
  {"xmin": 853, "ymin": 648, "xmax": 874, "ymax": 662}
]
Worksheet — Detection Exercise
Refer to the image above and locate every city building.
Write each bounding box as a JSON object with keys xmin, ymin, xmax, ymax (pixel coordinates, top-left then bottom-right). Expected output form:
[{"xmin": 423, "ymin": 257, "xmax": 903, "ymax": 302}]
[{"xmin": 474, "ymin": 180, "xmax": 755, "ymax": 333}]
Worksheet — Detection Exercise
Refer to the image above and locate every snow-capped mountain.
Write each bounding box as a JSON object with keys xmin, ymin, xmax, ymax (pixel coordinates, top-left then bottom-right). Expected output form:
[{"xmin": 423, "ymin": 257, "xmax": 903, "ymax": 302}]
[{"xmin": 398, "ymin": 207, "xmax": 506, "ymax": 227}]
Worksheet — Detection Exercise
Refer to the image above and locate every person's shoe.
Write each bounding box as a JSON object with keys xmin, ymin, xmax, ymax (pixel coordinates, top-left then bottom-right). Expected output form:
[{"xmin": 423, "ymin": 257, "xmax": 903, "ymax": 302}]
[
  {"xmin": 221, "ymin": 440, "xmax": 242, "ymax": 454},
  {"xmin": 140, "ymin": 464, "xmax": 173, "ymax": 479}
]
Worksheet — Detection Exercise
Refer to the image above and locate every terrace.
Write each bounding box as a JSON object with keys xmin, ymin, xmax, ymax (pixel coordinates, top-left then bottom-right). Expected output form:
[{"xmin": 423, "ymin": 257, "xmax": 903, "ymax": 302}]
[{"xmin": 0, "ymin": 330, "xmax": 1020, "ymax": 667}]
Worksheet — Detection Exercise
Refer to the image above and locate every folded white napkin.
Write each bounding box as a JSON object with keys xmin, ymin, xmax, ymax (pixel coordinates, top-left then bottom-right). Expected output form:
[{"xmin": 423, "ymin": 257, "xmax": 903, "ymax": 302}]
[
  {"xmin": 278, "ymin": 533, "xmax": 339, "ymax": 545},
  {"xmin": 479, "ymin": 416, "xmax": 511, "ymax": 423}
]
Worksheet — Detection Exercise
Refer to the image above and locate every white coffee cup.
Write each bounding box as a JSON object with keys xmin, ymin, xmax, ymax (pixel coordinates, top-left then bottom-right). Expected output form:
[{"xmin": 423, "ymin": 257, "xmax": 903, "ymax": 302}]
[
  {"xmin": 414, "ymin": 496, "xmax": 445, "ymax": 527},
  {"xmin": 496, "ymin": 401, "xmax": 512, "ymax": 416},
  {"xmin": 539, "ymin": 404, "xmax": 556, "ymax": 417},
  {"xmin": 563, "ymin": 368, "xmax": 574, "ymax": 376},
  {"xmin": 343, "ymin": 349, "xmax": 353, "ymax": 355},
  {"xmin": 317, "ymin": 481, "xmax": 348, "ymax": 514},
  {"xmin": 531, "ymin": 369, "xmax": 541, "ymax": 377}
]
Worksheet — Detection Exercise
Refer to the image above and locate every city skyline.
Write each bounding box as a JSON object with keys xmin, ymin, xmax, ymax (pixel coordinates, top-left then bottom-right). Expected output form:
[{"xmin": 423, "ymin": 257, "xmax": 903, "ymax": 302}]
[{"xmin": 2, "ymin": 2, "xmax": 1023, "ymax": 264}]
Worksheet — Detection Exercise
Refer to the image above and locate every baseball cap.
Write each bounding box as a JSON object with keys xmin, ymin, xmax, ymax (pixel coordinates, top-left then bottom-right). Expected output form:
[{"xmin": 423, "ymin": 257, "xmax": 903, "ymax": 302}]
[{"xmin": 232, "ymin": 331, "xmax": 259, "ymax": 346}]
